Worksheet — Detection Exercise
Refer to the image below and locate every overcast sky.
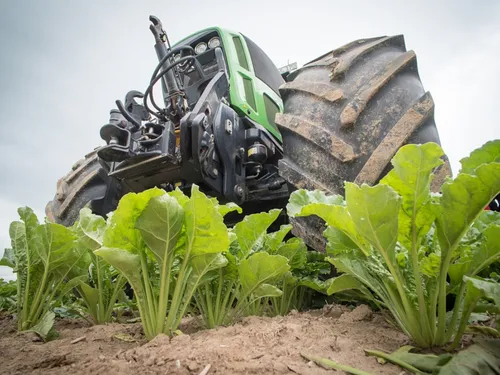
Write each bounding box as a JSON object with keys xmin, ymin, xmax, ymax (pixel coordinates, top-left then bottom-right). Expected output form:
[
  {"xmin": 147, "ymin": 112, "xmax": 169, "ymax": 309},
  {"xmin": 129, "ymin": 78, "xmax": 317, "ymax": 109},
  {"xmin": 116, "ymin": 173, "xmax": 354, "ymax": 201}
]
[{"xmin": 1, "ymin": 0, "xmax": 499, "ymax": 280}]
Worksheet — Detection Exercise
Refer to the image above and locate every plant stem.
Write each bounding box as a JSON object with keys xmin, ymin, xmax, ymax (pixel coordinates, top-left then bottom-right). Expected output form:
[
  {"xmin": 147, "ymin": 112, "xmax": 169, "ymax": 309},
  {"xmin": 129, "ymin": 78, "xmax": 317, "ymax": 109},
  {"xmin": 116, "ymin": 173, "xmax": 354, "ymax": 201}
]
[
  {"xmin": 410, "ymin": 211, "xmax": 433, "ymax": 344},
  {"xmin": 156, "ymin": 252, "xmax": 173, "ymax": 333},
  {"xmin": 428, "ymin": 280, "xmax": 438, "ymax": 339},
  {"xmin": 165, "ymin": 241, "xmax": 193, "ymax": 332},
  {"xmin": 96, "ymin": 257, "xmax": 105, "ymax": 323},
  {"xmin": 205, "ymin": 283, "xmax": 215, "ymax": 328},
  {"xmin": 31, "ymin": 283, "xmax": 53, "ymax": 328},
  {"xmin": 175, "ymin": 269, "xmax": 209, "ymax": 330},
  {"xmin": 301, "ymin": 352, "xmax": 373, "ymax": 375},
  {"xmin": 194, "ymin": 293, "xmax": 209, "ymax": 327},
  {"xmin": 105, "ymin": 274, "xmax": 126, "ymax": 321},
  {"xmin": 139, "ymin": 252, "xmax": 156, "ymax": 337},
  {"xmin": 435, "ymin": 243, "xmax": 458, "ymax": 344},
  {"xmin": 443, "ymin": 282, "xmax": 466, "ymax": 344},
  {"xmin": 214, "ymin": 269, "xmax": 224, "ymax": 324},
  {"xmin": 26, "ymin": 263, "xmax": 50, "ymax": 329},
  {"xmin": 219, "ymin": 280, "xmax": 236, "ymax": 326},
  {"xmin": 449, "ymin": 296, "xmax": 479, "ymax": 350}
]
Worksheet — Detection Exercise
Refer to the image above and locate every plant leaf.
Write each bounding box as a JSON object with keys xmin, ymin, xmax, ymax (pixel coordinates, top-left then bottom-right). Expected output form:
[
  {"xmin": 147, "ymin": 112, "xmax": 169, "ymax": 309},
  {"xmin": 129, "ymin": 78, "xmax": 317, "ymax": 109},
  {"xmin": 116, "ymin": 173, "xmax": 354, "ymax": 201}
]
[
  {"xmin": 168, "ymin": 188, "xmax": 190, "ymax": 207},
  {"xmin": 25, "ymin": 311, "xmax": 55, "ymax": 341},
  {"xmin": 233, "ymin": 209, "xmax": 281, "ymax": 258},
  {"xmin": 460, "ymin": 140, "xmax": 500, "ymax": 175},
  {"xmin": 253, "ymin": 284, "xmax": 282, "ymax": 298},
  {"xmin": 419, "ymin": 253, "xmax": 441, "ymax": 278},
  {"xmin": 298, "ymin": 203, "xmax": 372, "ymax": 256},
  {"xmin": 449, "ymin": 225, "xmax": 500, "ymax": 286},
  {"xmin": 79, "ymin": 282, "xmax": 100, "ymax": 320},
  {"xmin": 381, "ymin": 143, "xmax": 444, "ymax": 214},
  {"xmin": 74, "ymin": 208, "xmax": 106, "ymax": 249},
  {"xmin": 102, "ymin": 188, "xmax": 166, "ymax": 252},
  {"xmin": 345, "ymin": 182, "xmax": 401, "ymax": 261},
  {"xmin": 438, "ymin": 339, "xmax": 500, "ymax": 375},
  {"xmin": 275, "ymin": 238, "xmax": 307, "ymax": 270},
  {"xmin": 465, "ymin": 276, "xmax": 500, "ymax": 306},
  {"xmin": 217, "ymin": 202, "xmax": 243, "ymax": 217},
  {"xmin": 135, "ymin": 194, "xmax": 184, "ymax": 263},
  {"xmin": 184, "ymin": 185, "xmax": 230, "ymax": 256},
  {"xmin": 40, "ymin": 223, "xmax": 78, "ymax": 274},
  {"xmin": 59, "ymin": 274, "xmax": 88, "ymax": 299},
  {"xmin": 297, "ymin": 277, "xmax": 329, "ymax": 293},
  {"xmin": 190, "ymin": 253, "xmax": 228, "ymax": 280},
  {"xmin": 324, "ymin": 274, "xmax": 364, "ymax": 296},
  {"xmin": 94, "ymin": 247, "xmax": 142, "ymax": 291},
  {"xmin": 264, "ymin": 224, "xmax": 293, "ymax": 253},
  {"xmin": 436, "ymin": 162, "xmax": 500, "ymax": 254},
  {"xmin": 287, "ymin": 189, "xmax": 344, "ymax": 217},
  {"xmin": 238, "ymin": 252, "xmax": 290, "ymax": 297},
  {"xmin": 0, "ymin": 248, "xmax": 15, "ymax": 268}
]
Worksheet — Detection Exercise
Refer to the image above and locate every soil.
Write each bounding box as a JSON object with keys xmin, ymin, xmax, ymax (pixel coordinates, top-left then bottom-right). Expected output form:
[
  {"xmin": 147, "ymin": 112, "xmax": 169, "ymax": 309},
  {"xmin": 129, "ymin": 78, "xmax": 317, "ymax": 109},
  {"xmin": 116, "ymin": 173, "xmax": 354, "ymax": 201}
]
[{"xmin": 0, "ymin": 305, "xmax": 408, "ymax": 375}]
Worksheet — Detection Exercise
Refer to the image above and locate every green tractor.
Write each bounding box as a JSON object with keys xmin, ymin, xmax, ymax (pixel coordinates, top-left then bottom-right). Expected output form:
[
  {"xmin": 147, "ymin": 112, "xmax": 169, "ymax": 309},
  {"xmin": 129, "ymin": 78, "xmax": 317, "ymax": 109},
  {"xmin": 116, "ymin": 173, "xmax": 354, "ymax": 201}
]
[{"xmin": 46, "ymin": 15, "xmax": 450, "ymax": 251}]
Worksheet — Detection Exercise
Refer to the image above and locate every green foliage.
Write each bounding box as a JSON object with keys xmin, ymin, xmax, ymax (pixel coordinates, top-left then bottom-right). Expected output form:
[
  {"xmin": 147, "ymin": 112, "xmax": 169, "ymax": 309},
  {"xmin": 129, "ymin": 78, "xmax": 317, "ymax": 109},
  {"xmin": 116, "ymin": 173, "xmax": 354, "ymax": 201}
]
[
  {"xmin": 95, "ymin": 185, "xmax": 233, "ymax": 339},
  {"xmin": 1, "ymin": 208, "xmax": 88, "ymax": 338},
  {"xmin": 193, "ymin": 210, "xmax": 291, "ymax": 328},
  {"xmin": 268, "ymin": 239, "xmax": 332, "ymax": 316},
  {"xmin": 0, "ymin": 278, "xmax": 17, "ymax": 312},
  {"xmin": 288, "ymin": 140, "xmax": 500, "ymax": 348},
  {"xmin": 71, "ymin": 208, "xmax": 128, "ymax": 324}
]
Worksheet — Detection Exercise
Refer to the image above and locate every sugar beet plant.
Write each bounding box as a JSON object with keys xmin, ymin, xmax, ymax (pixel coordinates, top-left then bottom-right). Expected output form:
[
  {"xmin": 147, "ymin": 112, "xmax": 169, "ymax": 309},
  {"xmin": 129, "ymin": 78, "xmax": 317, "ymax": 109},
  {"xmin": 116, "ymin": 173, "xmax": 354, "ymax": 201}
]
[
  {"xmin": 94, "ymin": 185, "xmax": 244, "ymax": 340},
  {"xmin": 1, "ymin": 208, "xmax": 88, "ymax": 338},
  {"xmin": 71, "ymin": 208, "xmax": 128, "ymax": 324},
  {"xmin": 192, "ymin": 210, "xmax": 291, "ymax": 328},
  {"xmin": 289, "ymin": 140, "xmax": 500, "ymax": 348}
]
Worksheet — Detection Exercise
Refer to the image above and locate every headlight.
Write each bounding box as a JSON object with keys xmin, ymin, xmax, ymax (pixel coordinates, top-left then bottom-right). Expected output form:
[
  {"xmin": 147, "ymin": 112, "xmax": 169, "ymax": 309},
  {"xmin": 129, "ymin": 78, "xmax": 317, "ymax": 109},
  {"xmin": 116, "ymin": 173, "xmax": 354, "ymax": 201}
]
[
  {"xmin": 194, "ymin": 42, "xmax": 208, "ymax": 54},
  {"xmin": 208, "ymin": 37, "xmax": 221, "ymax": 49}
]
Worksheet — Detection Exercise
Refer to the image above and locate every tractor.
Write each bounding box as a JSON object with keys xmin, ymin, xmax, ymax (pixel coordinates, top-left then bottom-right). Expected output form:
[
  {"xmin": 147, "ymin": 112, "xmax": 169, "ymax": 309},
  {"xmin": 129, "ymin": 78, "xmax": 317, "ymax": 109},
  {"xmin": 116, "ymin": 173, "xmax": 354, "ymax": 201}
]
[{"xmin": 45, "ymin": 15, "xmax": 450, "ymax": 251}]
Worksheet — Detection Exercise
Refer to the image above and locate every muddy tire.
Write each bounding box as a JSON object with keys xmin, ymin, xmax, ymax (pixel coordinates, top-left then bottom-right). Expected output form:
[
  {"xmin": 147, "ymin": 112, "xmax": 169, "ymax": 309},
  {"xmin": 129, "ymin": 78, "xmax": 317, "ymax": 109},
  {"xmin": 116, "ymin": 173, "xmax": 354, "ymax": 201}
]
[
  {"xmin": 45, "ymin": 150, "xmax": 121, "ymax": 227},
  {"xmin": 276, "ymin": 35, "xmax": 451, "ymax": 251}
]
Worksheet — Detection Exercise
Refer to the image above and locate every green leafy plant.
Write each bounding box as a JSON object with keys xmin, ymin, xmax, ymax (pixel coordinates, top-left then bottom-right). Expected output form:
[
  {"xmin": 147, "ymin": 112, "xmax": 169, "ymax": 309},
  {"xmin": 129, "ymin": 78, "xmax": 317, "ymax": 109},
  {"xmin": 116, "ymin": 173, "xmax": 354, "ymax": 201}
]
[
  {"xmin": 0, "ymin": 278, "xmax": 17, "ymax": 313},
  {"xmin": 94, "ymin": 185, "xmax": 236, "ymax": 340},
  {"xmin": 289, "ymin": 140, "xmax": 500, "ymax": 348},
  {"xmin": 193, "ymin": 210, "xmax": 291, "ymax": 328},
  {"xmin": 70, "ymin": 208, "xmax": 128, "ymax": 324},
  {"xmin": 1, "ymin": 208, "xmax": 87, "ymax": 338},
  {"xmin": 267, "ymin": 237, "xmax": 332, "ymax": 316}
]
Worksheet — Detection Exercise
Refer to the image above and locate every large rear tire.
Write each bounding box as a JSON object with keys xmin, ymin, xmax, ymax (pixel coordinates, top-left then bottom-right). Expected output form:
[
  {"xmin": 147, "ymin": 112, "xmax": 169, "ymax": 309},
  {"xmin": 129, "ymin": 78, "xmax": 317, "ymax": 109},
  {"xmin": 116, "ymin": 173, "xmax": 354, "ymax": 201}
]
[
  {"xmin": 45, "ymin": 150, "xmax": 121, "ymax": 226},
  {"xmin": 276, "ymin": 35, "xmax": 451, "ymax": 251}
]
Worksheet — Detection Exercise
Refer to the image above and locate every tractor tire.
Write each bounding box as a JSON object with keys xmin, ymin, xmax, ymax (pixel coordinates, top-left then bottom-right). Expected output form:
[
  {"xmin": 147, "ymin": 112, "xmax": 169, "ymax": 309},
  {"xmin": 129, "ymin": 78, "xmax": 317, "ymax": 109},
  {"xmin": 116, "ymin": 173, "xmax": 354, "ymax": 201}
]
[
  {"xmin": 276, "ymin": 35, "xmax": 451, "ymax": 251},
  {"xmin": 45, "ymin": 150, "xmax": 122, "ymax": 227}
]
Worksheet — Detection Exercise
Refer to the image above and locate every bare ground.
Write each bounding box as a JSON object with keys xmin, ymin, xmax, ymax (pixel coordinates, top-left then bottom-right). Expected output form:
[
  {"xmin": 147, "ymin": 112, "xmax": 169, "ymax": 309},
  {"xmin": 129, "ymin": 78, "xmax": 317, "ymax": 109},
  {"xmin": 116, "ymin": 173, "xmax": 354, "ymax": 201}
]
[{"xmin": 0, "ymin": 305, "xmax": 408, "ymax": 375}]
